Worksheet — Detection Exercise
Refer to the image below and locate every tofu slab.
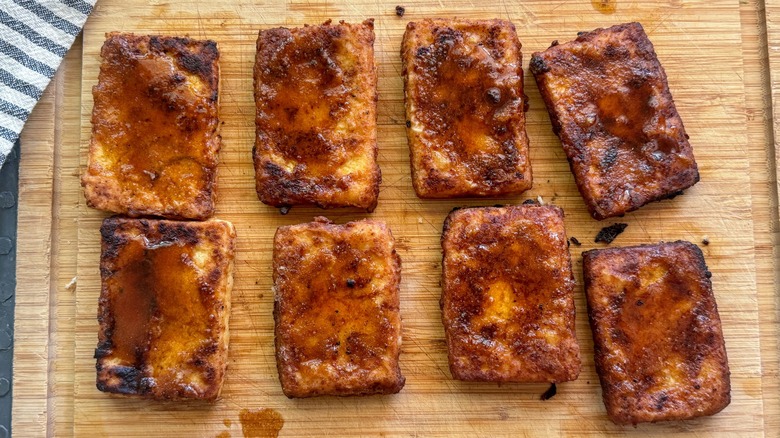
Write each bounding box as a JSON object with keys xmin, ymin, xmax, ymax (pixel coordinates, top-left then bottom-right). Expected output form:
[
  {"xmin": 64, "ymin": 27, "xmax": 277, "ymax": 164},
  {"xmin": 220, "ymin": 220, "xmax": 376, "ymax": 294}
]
[
  {"xmin": 530, "ymin": 22, "xmax": 699, "ymax": 220},
  {"xmin": 254, "ymin": 20, "xmax": 381, "ymax": 212},
  {"xmin": 273, "ymin": 217, "xmax": 404, "ymax": 397},
  {"xmin": 83, "ymin": 33, "xmax": 221, "ymax": 220},
  {"xmin": 583, "ymin": 241, "xmax": 730, "ymax": 425},
  {"xmin": 440, "ymin": 205, "xmax": 580, "ymax": 382},
  {"xmin": 401, "ymin": 19, "xmax": 533, "ymax": 198},
  {"xmin": 96, "ymin": 217, "xmax": 236, "ymax": 400}
]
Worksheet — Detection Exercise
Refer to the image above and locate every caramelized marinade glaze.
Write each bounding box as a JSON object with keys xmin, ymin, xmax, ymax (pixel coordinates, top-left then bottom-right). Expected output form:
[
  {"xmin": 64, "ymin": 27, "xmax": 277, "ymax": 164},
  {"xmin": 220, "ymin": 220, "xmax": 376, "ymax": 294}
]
[
  {"xmin": 530, "ymin": 23, "xmax": 699, "ymax": 220},
  {"xmin": 273, "ymin": 217, "xmax": 404, "ymax": 398},
  {"xmin": 402, "ymin": 19, "xmax": 533, "ymax": 198},
  {"xmin": 583, "ymin": 241, "xmax": 730, "ymax": 424},
  {"xmin": 96, "ymin": 217, "xmax": 235, "ymax": 400},
  {"xmin": 254, "ymin": 20, "xmax": 381, "ymax": 212},
  {"xmin": 83, "ymin": 33, "xmax": 221, "ymax": 220},
  {"xmin": 440, "ymin": 205, "xmax": 580, "ymax": 383}
]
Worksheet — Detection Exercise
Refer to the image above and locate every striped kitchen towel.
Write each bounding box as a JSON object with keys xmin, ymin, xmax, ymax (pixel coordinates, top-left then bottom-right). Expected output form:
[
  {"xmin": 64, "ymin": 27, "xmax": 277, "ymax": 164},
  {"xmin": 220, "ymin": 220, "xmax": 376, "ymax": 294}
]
[{"xmin": 0, "ymin": 0, "xmax": 95, "ymax": 170}]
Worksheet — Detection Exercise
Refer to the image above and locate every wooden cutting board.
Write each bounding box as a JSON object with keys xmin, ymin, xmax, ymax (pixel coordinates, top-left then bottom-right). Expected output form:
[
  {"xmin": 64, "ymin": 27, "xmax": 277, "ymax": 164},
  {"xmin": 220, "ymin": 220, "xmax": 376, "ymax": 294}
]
[{"xmin": 18, "ymin": 0, "xmax": 777, "ymax": 436}]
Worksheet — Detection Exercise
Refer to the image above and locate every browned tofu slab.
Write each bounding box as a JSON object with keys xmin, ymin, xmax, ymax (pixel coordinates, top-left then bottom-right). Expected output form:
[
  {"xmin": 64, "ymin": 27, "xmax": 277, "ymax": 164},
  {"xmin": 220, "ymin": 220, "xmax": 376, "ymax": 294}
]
[
  {"xmin": 273, "ymin": 217, "xmax": 404, "ymax": 398},
  {"xmin": 440, "ymin": 205, "xmax": 580, "ymax": 383},
  {"xmin": 82, "ymin": 33, "xmax": 221, "ymax": 220},
  {"xmin": 401, "ymin": 19, "xmax": 533, "ymax": 198},
  {"xmin": 530, "ymin": 23, "xmax": 699, "ymax": 220},
  {"xmin": 583, "ymin": 241, "xmax": 730, "ymax": 425},
  {"xmin": 254, "ymin": 20, "xmax": 381, "ymax": 212},
  {"xmin": 96, "ymin": 217, "xmax": 236, "ymax": 400}
]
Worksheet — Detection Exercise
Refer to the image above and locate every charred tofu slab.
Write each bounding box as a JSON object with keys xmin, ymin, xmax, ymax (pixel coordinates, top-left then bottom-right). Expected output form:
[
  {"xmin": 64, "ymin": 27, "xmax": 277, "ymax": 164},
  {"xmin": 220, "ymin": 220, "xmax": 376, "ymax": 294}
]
[
  {"xmin": 272, "ymin": 217, "xmax": 404, "ymax": 398},
  {"xmin": 440, "ymin": 205, "xmax": 580, "ymax": 383},
  {"xmin": 401, "ymin": 19, "xmax": 533, "ymax": 198},
  {"xmin": 96, "ymin": 217, "xmax": 236, "ymax": 400},
  {"xmin": 83, "ymin": 33, "xmax": 221, "ymax": 220},
  {"xmin": 530, "ymin": 23, "xmax": 699, "ymax": 220},
  {"xmin": 583, "ymin": 241, "xmax": 730, "ymax": 425},
  {"xmin": 254, "ymin": 20, "xmax": 381, "ymax": 212}
]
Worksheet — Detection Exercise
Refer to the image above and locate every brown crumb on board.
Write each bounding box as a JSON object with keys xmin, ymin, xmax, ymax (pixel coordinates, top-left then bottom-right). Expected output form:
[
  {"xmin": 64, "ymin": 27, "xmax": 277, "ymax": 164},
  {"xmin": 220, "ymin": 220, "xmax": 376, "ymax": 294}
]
[
  {"xmin": 395, "ymin": 5, "xmax": 405, "ymax": 16},
  {"xmin": 569, "ymin": 237, "xmax": 581, "ymax": 246},
  {"xmin": 540, "ymin": 383, "xmax": 557, "ymax": 400},
  {"xmin": 595, "ymin": 223, "xmax": 628, "ymax": 244}
]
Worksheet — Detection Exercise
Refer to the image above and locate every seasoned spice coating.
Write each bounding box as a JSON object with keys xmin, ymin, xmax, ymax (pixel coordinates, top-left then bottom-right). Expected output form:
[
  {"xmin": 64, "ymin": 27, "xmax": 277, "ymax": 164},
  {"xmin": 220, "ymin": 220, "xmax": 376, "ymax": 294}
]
[
  {"xmin": 273, "ymin": 217, "xmax": 404, "ymax": 398},
  {"xmin": 83, "ymin": 33, "xmax": 221, "ymax": 220},
  {"xmin": 583, "ymin": 241, "xmax": 730, "ymax": 425},
  {"xmin": 401, "ymin": 19, "xmax": 532, "ymax": 198},
  {"xmin": 441, "ymin": 205, "xmax": 580, "ymax": 382},
  {"xmin": 530, "ymin": 23, "xmax": 699, "ymax": 220},
  {"xmin": 96, "ymin": 217, "xmax": 236, "ymax": 400},
  {"xmin": 254, "ymin": 20, "xmax": 381, "ymax": 212}
]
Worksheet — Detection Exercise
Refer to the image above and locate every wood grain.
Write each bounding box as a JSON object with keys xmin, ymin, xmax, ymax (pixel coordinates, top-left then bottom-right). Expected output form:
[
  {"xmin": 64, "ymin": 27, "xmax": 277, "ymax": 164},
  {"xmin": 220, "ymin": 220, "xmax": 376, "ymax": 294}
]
[
  {"xmin": 12, "ymin": 66, "xmax": 55, "ymax": 438},
  {"xmin": 745, "ymin": 0, "xmax": 780, "ymax": 434},
  {"xmin": 10, "ymin": 0, "xmax": 780, "ymax": 436}
]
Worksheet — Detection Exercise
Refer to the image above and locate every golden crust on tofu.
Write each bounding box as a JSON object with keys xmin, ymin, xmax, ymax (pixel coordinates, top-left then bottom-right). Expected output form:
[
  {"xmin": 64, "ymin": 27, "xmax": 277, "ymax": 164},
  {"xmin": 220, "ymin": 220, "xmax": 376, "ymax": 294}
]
[
  {"xmin": 530, "ymin": 22, "xmax": 699, "ymax": 220},
  {"xmin": 254, "ymin": 20, "xmax": 381, "ymax": 212},
  {"xmin": 401, "ymin": 19, "xmax": 533, "ymax": 198},
  {"xmin": 82, "ymin": 33, "xmax": 221, "ymax": 220},
  {"xmin": 273, "ymin": 217, "xmax": 404, "ymax": 398},
  {"xmin": 96, "ymin": 217, "xmax": 236, "ymax": 400},
  {"xmin": 440, "ymin": 205, "xmax": 580, "ymax": 383},
  {"xmin": 583, "ymin": 241, "xmax": 730, "ymax": 425}
]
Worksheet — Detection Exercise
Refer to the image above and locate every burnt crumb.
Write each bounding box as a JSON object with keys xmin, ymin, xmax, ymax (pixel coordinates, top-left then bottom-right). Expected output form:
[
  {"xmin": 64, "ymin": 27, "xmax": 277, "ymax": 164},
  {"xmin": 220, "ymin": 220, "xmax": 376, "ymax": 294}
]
[
  {"xmin": 550, "ymin": 40, "xmax": 559, "ymax": 47},
  {"xmin": 395, "ymin": 5, "xmax": 405, "ymax": 16},
  {"xmin": 405, "ymin": 120, "xmax": 411, "ymax": 128},
  {"xmin": 522, "ymin": 199, "xmax": 539, "ymax": 205},
  {"xmin": 540, "ymin": 383, "xmax": 557, "ymax": 400},
  {"xmin": 346, "ymin": 279, "xmax": 356, "ymax": 288},
  {"xmin": 279, "ymin": 206, "xmax": 291, "ymax": 215},
  {"xmin": 595, "ymin": 223, "xmax": 628, "ymax": 244},
  {"xmin": 569, "ymin": 237, "xmax": 582, "ymax": 246},
  {"xmin": 485, "ymin": 87, "xmax": 502, "ymax": 104},
  {"xmin": 529, "ymin": 55, "xmax": 550, "ymax": 75},
  {"xmin": 702, "ymin": 238, "xmax": 710, "ymax": 246}
]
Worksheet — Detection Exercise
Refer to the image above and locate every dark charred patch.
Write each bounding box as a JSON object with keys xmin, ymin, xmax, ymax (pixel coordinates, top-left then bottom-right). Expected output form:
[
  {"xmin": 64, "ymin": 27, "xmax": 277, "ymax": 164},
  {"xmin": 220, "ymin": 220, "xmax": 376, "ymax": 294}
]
[
  {"xmin": 600, "ymin": 147, "xmax": 619, "ymax": 168},
  {"xmin": 529, "ymin": 54, "xmax": 550, "ymax": 75},
  {"xmin": 395, "ymin": 5, "xmax": 405, "ymax": 16}
]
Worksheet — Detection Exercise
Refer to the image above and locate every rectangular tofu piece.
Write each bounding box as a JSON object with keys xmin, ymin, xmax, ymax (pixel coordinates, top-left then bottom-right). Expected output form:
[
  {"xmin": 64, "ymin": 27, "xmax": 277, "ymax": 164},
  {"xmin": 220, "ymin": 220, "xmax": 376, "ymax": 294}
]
[
  {"xmin": 441, "ymin": 204, "xmax": 580, "ymax": 382},
  {"xmin": 583, "ymin": 241, "xmax": 730, "ymax": 425},
  {"xmin": 530, "ymin": 22, "xmax": 699, "ymax": 220},
  {"xmin": 254, "ymin": 20, "xmax": 381, "ymax": 212},
  {"xmin": 82, "ymin": 33, "xmax": 221, "ymax": 220},
  {"xmin": 96, "ymin": 217, "xmax": 236, "ymax": 400},
  {"xmin": 401, "ymin": 19, "xmax": 533, "ymax": 198},
  {"xmin": 273, "ymin": 217, "xmax": 404, "ymax": 397}
]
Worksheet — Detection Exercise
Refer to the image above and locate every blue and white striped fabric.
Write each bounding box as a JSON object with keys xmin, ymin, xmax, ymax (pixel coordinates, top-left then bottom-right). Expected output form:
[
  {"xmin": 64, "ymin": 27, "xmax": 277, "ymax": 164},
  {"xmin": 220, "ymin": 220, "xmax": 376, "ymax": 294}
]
[{"xmin": 0, "ymin": 0, "xmax": 95, "ymax": 169}]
